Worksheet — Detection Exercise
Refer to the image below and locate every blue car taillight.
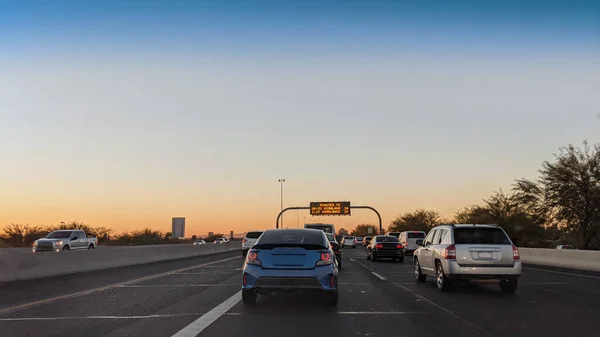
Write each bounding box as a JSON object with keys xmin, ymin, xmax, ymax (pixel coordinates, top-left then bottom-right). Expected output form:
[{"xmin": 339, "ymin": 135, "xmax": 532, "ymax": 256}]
[
  {"xmin": 246, "ymin": 251, "xmax": 262, "ymax": 266},
  {"xmin": 316, "ymin": 252, "xmax": 332, "ymax": 266}
]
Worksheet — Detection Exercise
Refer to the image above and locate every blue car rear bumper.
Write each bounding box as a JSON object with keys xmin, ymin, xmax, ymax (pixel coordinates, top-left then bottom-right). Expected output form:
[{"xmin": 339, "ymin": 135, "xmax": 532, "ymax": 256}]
[{"xmin": 242, "ymin": 264, "xmax": 338, "ymax": 292}]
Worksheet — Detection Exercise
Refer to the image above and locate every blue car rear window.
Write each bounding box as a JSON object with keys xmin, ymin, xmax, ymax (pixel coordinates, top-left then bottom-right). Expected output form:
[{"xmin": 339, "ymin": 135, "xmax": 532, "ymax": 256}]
[{"xmin": 257, "ymin": 229, "xmax": 326, "ymax": 247}]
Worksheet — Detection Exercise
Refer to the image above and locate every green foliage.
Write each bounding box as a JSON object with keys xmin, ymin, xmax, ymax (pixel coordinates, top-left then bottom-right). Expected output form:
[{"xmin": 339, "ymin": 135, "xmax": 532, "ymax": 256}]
[
  {"xmin": 388, "ymin": 209, "xmax": 444, "ymax": 232},
  {"xmin": 513, "ymin": 141, "xmax": 600, "ymax": 249},
  {"xmin": 351, "ymin": 224, "xmax": 378, "ymax": 236}
]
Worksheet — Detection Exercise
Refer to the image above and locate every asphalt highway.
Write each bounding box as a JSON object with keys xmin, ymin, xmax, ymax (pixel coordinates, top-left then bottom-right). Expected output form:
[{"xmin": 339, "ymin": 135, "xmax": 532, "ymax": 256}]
[{"xmin": 1, "ymin": 247, "xmax": 599, "ymax": 337}]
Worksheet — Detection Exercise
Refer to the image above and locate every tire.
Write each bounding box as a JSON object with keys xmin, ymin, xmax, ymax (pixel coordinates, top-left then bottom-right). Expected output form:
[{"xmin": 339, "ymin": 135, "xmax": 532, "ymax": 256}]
[
  {"xmin": 414, "ymin": 258, "xmax": 426, "ymax": 283},
  {"xmin": 435, "ymin": 261, "xmax": 453, "ymax": 292},
  {"xmin": 372, "ymin": 253, "xmax": 378, "ymax": 262},
  {"xmin": 88, "ymin": 244, "xmax": 94, "ymax": 250},
  {"xmin": 499, "ymin": 278, "xmax": 518, "ymax": 293},
  {"xmin": 62, "ymin": 245, "xmax": 70, "ymax": 251},
  {"xmin": 242, "ymin": 290, "xmax": 257, "ymax": 305},
  {"xmin": 366, "ymin": 252, "xmax": 371, "ymax": 260}
]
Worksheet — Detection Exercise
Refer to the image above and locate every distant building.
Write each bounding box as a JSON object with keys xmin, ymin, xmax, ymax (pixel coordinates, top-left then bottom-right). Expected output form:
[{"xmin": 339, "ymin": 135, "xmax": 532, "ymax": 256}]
[
  {"xmin": 339, "ymin": 228, "xmax": 349, "ymax": 235},
  {"xmin": 230, "ymin": 231, "xmax": 234, "ymax": 239},
  {"xmin": 208, "ymin": 232, "xmax": 214, "ymax": 237}
]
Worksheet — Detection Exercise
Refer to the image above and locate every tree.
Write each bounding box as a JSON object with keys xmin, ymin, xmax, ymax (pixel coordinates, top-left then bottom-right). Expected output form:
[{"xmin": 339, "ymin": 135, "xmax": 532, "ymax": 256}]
[
  {"xmin": 351, "ymin": 224, "xmax": 378, "ymax": 237},
  {"xmin": 454, "ymin": 190, "xmax": 548, "ymax": 247},
  {"xmin": 191, "ymin": 235, "xmax": 197, "ymax": 241},
  {"xmin": 388, "ymin": 209, "xmax": 443, "ymax": 232},
  {"xmin": 514, "ymin": 141, "xmax": 600, "ymax": 249},
  {"xmin": 1, "ymin": 223, "xmax": 48, "ymax": 247}
]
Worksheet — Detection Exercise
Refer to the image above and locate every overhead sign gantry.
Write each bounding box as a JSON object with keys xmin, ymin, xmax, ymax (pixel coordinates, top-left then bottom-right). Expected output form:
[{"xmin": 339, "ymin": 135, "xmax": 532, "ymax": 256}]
[{"xmin": 276, "ymin": 201, "xmax": 383, "ymax": 234}]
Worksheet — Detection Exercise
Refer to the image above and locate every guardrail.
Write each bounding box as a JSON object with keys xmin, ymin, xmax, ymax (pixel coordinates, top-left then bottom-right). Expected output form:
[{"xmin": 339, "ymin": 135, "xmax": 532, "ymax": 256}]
[
  {"xmin": 0, "ymin": 242, "xmax": 241, "ymax": 283},
  {"xmin": 519, "ymin": 248, "xmax": 600, "ymax": 272}
]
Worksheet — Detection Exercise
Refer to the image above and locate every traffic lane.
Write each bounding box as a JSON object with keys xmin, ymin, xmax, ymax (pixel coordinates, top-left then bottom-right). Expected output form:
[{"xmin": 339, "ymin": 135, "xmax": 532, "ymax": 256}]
[
  {"xmin": 344, "ymin": 248, "xmax": 600, "ymax": 337},
  {"xmin": 0, "ymin": 250, "xmax": 241, "ymax": 310},
  {"xmin": 203, "ymin": 254, "xmax": 491, "ymax": 337},
  {"xmin": 0, "ymin": 258, "xmax": 243, "ymax": 337}
]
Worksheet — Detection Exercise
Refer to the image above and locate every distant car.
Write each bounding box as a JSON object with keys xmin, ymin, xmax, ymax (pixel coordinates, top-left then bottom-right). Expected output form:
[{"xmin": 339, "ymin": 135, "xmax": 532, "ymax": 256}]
[
  {"xmin": 386, "ymin": 232, "xmax": 401, "ymax": 238},
  {"xmin": 193, "ymin": 240, "xmax": 206, "ymax": 245},
  {"xmin": 304, "ymin": 223, "xmax": 336, "ymax": 235},
  {"xmin": 326, "ymin": 233, "xmax": 342, "ymax": 270},
  {"xmin": 355, "ymin": 237, "xmax": 364, "ymax": 245},
  {"xmin": 214, "ymin": 238, "xmax": 227, "ymax": 244},
  {"xmin": 413, "ymin": 224, "xmax": 522, "ymax": 293},
  {"xmin": 367, "ymin": 235, "xmax": 404, "ymax": 262},
  {"xmin": 398, "ymin": 231, "xmax": 427, "ymax": 255},
  {"xmin": 341, "ymin": 236, "xmax": 356, "ymax": 248},
  {"xmin": 242, "ymin": 231, "xmax": 264, "ymax": 257},
  {"xmin": 556, "ymin": 245, "xmax": 576, "ymax": 250},
  {"xmin": 363, "ymin": 236, "xmax": 373, "ymax": 247},
  {"xmin": 33, "ymin": 230, "xmax": 98, "ymax": 252},
  {"xmin": 241, "ymin": 228, "xmax": 339, "ymax": 306}
]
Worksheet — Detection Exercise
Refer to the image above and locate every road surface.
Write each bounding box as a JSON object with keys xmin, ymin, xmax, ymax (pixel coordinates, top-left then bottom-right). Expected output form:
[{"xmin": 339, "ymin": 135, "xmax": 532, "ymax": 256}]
[{"xmin": 0, "ymin": 248, "xmax": 599, "ymax": 337}]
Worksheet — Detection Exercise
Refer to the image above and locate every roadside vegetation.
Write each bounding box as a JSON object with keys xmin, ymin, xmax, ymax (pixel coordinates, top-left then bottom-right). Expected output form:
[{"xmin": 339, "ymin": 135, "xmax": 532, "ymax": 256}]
[
  {"xmin": 0, "ymin": 221, "xmax": 229, "ymax": 248},
  {"xmin": 385, "ymin": 141, "xmax": 600, "ymax": 250}
]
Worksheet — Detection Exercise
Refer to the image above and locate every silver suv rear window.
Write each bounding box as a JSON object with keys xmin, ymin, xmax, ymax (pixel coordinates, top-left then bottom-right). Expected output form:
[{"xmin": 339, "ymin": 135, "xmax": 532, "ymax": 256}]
[
  {"xmin": 453, "ymin": 227, "xmax": 510, "ymax": 245},
  {"xmin": 407, "ymin": 232, "xmax": 425, "ymax": 239}
]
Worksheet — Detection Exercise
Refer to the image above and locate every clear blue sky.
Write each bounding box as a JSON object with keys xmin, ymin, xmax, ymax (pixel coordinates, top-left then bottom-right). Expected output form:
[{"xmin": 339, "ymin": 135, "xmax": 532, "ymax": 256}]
[{"xmin": 1, "ymin": 0, "xmax": 599, "ymax": 234}]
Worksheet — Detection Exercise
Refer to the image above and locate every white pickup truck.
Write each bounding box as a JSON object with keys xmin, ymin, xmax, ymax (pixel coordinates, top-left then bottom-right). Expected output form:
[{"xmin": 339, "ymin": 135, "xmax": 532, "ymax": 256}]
[{"xmin": 33, "ymin": 230, "xmax": 98, "ymax": 252}]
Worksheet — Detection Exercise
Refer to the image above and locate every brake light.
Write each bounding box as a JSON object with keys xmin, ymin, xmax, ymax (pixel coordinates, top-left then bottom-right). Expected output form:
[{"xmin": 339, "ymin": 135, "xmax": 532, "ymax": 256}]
[
  {"xmin": 243, "ymin": 273, "xmax": 247, "ymax": 286},
  {"xmin": 316, "ymin": 252, "xmax": 332, "ymax": 266},
  {"xmin": 375, "ymin": 244, "xmax": 383, "ymax": 249},
  {"xmin": 242, "ymin": 238, "xmax": 247, "ymax": 243},
  {"xmin": 396, "ymin": 244, "xmax": 403, "ymax": 249},
  {"xmin": 512, "ymin": 245, "xmax": 520, "ymax": 261},
  {"xmin": 443, "ymin": 244, "xmax": 456, "ymax": 260},
  {"xmin": 245, "ymin": 251, "xmax": 261, "ymax": 266}
]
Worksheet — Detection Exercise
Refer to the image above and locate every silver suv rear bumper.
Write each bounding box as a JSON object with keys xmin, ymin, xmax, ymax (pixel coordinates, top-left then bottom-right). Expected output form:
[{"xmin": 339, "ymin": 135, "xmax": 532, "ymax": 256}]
[{"xmin": 442, "ymin": 260, "xmax": 522, "ymax": 279}]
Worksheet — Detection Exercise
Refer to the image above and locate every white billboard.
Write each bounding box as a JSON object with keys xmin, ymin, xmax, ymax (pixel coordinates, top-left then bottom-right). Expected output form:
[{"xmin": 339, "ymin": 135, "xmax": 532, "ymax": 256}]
[{"xmin": 172, "ymin": 217, "xmax": 185, "ymax": 239}]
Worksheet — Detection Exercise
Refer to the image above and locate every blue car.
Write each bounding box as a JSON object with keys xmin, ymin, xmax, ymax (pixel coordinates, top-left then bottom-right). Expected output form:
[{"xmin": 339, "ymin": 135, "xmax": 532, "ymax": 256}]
[{"xmin": 241, "ymin": 228, "xmax": 339, "ymax": 306}]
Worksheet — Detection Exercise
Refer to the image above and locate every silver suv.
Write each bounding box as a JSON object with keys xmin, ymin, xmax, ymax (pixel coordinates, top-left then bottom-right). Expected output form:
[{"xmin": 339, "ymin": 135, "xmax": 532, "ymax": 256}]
[
  {"xmin": 242, "ymin": 231, "xmax": 263, "ymax": 257},
  {"xmin": 413, "ymin": 224, "xmax": 522, "ymax": 293}
]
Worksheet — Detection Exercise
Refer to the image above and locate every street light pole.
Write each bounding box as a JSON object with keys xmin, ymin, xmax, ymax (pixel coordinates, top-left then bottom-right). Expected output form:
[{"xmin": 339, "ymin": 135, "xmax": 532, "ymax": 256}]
[{"xmin": 278, "ymin": 178, "xmax": 285, "ymax": 228}]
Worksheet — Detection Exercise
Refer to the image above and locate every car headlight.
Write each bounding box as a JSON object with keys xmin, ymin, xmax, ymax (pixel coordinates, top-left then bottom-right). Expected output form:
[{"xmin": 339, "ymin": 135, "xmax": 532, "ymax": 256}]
[
  {"xmin": 54, "ymin": 241, "xmax": 63, "ymax": 246},
  {"xmin": 33, "ymin": 242, "xmax": 38, "ymax": 246}
]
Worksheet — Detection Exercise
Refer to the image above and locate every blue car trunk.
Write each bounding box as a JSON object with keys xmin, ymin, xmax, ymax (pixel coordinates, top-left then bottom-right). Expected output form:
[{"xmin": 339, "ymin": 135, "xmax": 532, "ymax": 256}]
[{"xmin": 259, "ymin": 247, "xmax": 322, "ymax": 270}]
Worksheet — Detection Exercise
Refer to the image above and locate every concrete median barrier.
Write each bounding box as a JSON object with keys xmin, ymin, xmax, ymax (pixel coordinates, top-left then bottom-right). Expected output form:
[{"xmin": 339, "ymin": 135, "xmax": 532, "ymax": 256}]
[
  {"xmin": 0, "ymin": 242, "xmax": 241, "ymax": 283},
  {"xmin": 519, "ymin": 248, "xmax": 600, "ymax": 272}
]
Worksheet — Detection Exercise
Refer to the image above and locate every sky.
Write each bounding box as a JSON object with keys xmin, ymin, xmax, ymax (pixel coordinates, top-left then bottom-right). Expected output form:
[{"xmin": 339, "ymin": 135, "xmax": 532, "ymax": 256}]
[{"xmin": 1, "ymin": 0, "xmax": 599, "ymax": 236}]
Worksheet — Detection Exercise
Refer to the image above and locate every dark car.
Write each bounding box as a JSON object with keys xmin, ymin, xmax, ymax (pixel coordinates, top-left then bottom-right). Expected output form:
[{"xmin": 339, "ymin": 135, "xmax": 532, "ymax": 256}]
[
  {"xmin": 241, "ymin": 228, "xmax": 339, "ymax": 306},
  {"xmin": 367, "ymin": 235, "xmax": 404, "ymax": 262},
  {"xmin": 326, "ymin": 233, "xmax": 342, "ymax": 270}
]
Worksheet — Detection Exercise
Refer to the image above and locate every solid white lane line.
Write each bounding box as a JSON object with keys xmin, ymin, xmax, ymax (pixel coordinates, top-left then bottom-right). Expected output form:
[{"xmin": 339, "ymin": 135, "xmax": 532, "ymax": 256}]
[
  {"xmin": 0, "ymin": 256, "xmax": 240, "ymax": 316},
  {"xmin": 371, "ymin": 272, "xmax": 386, "ymax": 280},
  {"xmin": 0, "ymin": 314, "xmax": 202, "ymax": 322},
  {"xmin": 171, "ymin": 291, "xmax": 241, "ymax": 337},
  {"xmin": 524, "ymin": 267, "xmax": 600, "ymax": 280}
]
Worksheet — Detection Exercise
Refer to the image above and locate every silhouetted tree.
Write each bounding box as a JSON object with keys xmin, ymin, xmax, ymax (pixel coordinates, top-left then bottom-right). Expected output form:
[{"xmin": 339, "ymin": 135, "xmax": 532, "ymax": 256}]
[{"xmin": 388, "ymin": 209, "xmax": 442, "ymax": 232}]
